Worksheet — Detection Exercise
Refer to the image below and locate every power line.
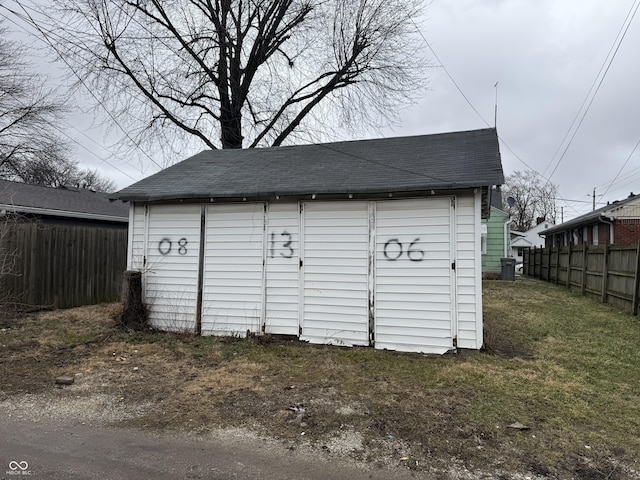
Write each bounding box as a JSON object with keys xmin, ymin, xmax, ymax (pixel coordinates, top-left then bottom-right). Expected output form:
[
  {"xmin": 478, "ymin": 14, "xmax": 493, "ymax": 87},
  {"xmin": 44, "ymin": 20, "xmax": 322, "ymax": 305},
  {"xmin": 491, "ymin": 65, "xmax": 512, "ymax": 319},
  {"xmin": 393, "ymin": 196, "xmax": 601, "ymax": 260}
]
[
  {"xmin": 545, "ymin": 0, "xmax": 640, "ymax": 181},
  {"xmin": 407, "ymin": 16, "xmax": 558, "ymax": 183},
  {"xmin": 542, "ymin": 1, "xmax": 640, "ymax": 177},
  {"xmin": 408, "ymin": 17, "xmax": 490, "ymax": 128},
  {"xmin": 2, "ymin": 2, "xmax": 164, "ymax": 170},
  {"xmin": 602, "ymin": 137, "xmax": 640, "ymax": 197},
  {"xmin": 0, "ymin": 11, "xmax": 140, "ymax": 182}
]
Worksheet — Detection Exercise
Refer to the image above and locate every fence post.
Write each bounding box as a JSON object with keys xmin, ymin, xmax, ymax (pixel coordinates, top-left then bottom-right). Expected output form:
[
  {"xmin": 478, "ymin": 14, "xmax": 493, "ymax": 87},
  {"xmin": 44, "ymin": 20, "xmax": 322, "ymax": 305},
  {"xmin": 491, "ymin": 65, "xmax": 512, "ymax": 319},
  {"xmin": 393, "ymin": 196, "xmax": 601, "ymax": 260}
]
[
  {"xmin": 632, "ymin": 243, "xmax": 640, "ymax": 316},
  {"xmin": 566, "ymin": 243, "xmax": 572, "ymax": 289},
  {"xmin": 602, "ymin": 243, "xmax": 609, "ymax": 304},
  {"xmin": 581, "ymin": 244, "xmax": 588, "ymax": 297},
  {"xmin": 546, "ymin": 246, "xmax": 552, "ymax": 282},
  {"xmin": 555, "ymin": 246, "xmax": 561, "ymax": 285}
]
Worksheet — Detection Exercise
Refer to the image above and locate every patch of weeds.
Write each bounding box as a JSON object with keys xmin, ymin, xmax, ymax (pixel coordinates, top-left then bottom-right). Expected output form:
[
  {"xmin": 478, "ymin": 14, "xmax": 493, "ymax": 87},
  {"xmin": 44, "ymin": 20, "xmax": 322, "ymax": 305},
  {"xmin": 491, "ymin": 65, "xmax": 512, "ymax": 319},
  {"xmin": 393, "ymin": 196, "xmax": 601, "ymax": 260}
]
[
  {"xmin": 186, "ymin": 337, "xmax": 220, "ymax": 358},
  {"xmin": 218, "ymin": 336, "xmax": 253, "ymax": 359},
  {"xmin": 59, "ymin": 332, "xmax": 103, "ymax": 345},
  {"xmin": 111, "ymin": 330, "xmax": 184, "ymax": 349}
]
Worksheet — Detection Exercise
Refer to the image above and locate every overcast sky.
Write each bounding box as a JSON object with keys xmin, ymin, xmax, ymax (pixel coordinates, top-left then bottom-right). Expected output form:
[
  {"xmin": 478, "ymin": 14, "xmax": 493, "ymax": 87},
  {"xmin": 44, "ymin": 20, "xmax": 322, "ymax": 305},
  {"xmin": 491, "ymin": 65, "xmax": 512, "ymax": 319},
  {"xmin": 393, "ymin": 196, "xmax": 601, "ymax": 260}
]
[{"xmin": 2, "ymin": 0, "xmax": 639, "ymax": 222}]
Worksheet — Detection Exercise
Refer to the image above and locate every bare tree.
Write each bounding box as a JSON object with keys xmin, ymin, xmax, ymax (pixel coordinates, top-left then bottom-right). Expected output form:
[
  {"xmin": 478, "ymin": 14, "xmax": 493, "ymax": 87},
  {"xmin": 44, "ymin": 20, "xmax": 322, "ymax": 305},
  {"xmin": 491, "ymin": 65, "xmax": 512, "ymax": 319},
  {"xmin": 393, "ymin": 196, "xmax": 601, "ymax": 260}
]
[
  {"xmin": 502, "ymin": 170, "xmax": 559, "ymax": 232},
  {"xmin": 0, "ymin": 23, "xmax": 69, "ymax": 179},
  {"xmin": 21, "ymin": 0, "xmax": 427, "ymax": 161},
  {"xmin": 0, "ymin": 21, "xmax": 116, "ymax": 192}
]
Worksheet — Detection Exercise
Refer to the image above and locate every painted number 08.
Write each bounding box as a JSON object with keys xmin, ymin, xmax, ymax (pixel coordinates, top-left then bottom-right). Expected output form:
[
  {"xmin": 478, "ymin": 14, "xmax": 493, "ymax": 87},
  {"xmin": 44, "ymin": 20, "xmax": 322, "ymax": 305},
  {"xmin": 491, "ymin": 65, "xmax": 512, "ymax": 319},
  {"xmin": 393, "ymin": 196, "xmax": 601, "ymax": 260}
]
[
  {"xmin": 383, "ymin": 238, "xmax": 424, "ymax": 262},
  {"xmin": 158, "ymin": 237, "xmax": 188, "ymax": 255}
]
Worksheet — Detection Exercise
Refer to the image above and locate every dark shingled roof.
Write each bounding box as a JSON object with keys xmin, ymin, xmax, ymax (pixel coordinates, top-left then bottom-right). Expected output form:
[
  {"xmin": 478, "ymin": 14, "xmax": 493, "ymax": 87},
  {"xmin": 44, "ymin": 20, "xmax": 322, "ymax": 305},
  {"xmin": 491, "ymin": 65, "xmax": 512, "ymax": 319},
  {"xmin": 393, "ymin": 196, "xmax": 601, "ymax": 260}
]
[
  {"xmin": 0, "ymin": 179, "xmax": 128, "ymax": 221},
  {"xmin": 114, "ymin": 128, "xmax": 504, "ymax": 203}
]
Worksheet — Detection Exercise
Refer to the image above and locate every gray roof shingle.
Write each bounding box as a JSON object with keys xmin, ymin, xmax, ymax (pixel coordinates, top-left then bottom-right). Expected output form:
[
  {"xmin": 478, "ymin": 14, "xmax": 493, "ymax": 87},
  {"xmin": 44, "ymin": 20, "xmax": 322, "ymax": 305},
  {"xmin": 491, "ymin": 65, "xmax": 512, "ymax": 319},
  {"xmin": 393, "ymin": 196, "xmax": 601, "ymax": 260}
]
[
  {"xmin": 115, "ymin": 128, "xmax": 504, "ymax": 203},
  {"xmin": 0, "ymin": 179, "xmax": 128, "ymax": 221}
]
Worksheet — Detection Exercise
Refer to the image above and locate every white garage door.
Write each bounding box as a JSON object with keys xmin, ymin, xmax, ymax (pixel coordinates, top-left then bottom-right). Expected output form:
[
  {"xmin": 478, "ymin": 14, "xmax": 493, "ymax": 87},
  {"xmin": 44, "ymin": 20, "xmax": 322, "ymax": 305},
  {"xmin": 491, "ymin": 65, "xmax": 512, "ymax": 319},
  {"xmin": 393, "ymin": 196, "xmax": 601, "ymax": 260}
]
[
  {"xmin": 374, "ymin": 198, "xmax": 454, "ymax": 353},
  {"xmin": 265, "ymin": 203, "xmax": 300, "ymax": 335},
  {"xmin": 301, "ymin": 201, "xmax": 370, "ymax": 346},
  {"xmin": 144, "ymin": 204, "xmax": 201, "ymax": 332},
  {"xmin": 201, "ymin": 203, "xmax": 265, "ymax": 336}
]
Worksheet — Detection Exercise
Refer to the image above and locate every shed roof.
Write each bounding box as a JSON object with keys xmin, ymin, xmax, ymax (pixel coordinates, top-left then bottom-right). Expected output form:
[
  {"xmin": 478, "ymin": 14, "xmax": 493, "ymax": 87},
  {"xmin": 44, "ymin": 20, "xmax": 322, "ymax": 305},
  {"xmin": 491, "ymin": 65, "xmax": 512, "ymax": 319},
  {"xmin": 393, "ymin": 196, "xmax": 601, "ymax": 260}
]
[
  {"xmin": 542, "ymin": 193, "xmax": 640, "ymax": 236},
  {"xmin": 0, "ymin": 179, "xmax": 128, "ymax": 222},
  {"xmin": 114, "ymin": 128, "xmax": 504, "ymax": 203}
]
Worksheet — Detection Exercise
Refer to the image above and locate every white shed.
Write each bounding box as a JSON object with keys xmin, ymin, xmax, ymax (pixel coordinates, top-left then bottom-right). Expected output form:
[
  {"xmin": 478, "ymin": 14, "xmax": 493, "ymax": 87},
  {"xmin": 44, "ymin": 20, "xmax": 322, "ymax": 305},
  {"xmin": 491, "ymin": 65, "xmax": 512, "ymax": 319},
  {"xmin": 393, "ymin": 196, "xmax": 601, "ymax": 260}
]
[{"xmin": 114, "ymin": 128, "xmax": 504, "ymax": 354}]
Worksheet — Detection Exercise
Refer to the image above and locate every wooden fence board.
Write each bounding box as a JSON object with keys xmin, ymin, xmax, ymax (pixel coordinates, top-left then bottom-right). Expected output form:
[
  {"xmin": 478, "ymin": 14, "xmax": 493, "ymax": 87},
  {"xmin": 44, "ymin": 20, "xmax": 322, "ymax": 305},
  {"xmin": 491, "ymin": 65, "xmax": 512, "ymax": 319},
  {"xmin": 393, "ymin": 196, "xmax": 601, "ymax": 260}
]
[
  {"xmin": 524, "ymin": 243, "xmax": 639, "ymax": 315},
  {"xmin": 1, "ymin": 221, "xmax": 127, "ymax": 309}
]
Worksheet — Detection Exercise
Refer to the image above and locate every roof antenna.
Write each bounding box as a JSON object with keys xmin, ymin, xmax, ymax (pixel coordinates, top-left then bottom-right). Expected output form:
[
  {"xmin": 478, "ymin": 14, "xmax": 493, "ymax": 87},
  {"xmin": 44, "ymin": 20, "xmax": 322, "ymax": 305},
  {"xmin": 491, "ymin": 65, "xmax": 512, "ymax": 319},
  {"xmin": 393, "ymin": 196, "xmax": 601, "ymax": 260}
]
[{"xmin": 494, "ymin": 82, "xmax": 499, "ymax": 128}]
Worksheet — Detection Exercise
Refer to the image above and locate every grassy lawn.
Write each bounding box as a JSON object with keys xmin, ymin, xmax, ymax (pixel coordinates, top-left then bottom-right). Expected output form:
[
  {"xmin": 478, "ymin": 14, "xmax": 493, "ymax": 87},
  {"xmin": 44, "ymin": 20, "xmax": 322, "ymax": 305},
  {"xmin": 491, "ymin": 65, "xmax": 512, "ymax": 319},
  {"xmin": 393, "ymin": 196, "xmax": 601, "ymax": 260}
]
[{"xmin": 1, "ymin": 278, "xmax": 639, "ymax": 478}]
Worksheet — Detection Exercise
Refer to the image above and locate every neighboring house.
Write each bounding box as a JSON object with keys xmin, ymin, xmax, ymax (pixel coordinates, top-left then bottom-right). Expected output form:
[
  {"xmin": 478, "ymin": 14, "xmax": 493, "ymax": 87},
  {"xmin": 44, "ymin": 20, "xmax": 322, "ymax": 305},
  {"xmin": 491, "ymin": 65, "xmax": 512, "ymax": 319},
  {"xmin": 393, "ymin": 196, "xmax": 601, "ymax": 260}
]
[
  {"xmin": 114, "ymin": 128, "xmax": 504, "ymax": 354},
  {"xmin": 0, "ymin": 179, "xmax": 128, "ymax": 308},
  {"xmin": 541, "ymin": 192, "xmax": 640, "ymax": 247},
  {"xmin": 481, "ymin": 187, "xmax": 511, "ymax": 275},
  {"xmin": 511, "ymin": 218, "xmax": 554, "ymax": 263}
]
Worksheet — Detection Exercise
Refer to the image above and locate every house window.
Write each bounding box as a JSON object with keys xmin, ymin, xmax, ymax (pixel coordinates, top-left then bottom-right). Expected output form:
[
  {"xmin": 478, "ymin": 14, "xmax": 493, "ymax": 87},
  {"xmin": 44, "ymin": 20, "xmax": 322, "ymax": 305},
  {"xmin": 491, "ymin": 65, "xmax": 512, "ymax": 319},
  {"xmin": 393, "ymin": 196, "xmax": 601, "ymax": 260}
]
[
  {"xmin": 517, "ymin": 248, "xmax": 523, "ymax": 257},
  {"xmin": 592, "ymin": 225, "xmax": 598, "ymax": 246}
]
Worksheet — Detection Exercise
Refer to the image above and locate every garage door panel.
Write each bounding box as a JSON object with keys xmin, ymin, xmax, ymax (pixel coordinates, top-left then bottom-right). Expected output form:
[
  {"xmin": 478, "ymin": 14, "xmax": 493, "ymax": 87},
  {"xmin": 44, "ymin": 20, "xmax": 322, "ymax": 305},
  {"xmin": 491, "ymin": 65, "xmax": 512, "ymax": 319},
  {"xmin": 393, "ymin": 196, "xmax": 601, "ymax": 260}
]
[
  {"xmin": 301, "ymin": 249, "xmax": 367, "ymax": 260},
  {"xmin": 376, "ymin": 324, "xmax": 451, "ymax": 336},
  {"xmin": 302, "ymin": 201, "xmax": 369, "ymax": 346},
  {"xmin": 145, "ymin": 205, "xmax": 201, "ymax": 332},
  {"xmin": 265, "ymin": 202, "xmax": 300, "ymax": 335},
  {"xmin": 201, "ymin": 204, "xmax": 264, "ymax": 336},
  {"xmin": 305, "ymin": 278, "xmax": 368, "ymax": 294},
  {"xmin": 374, "ymin": 198, "xmax": 453, "ymax": 354}
]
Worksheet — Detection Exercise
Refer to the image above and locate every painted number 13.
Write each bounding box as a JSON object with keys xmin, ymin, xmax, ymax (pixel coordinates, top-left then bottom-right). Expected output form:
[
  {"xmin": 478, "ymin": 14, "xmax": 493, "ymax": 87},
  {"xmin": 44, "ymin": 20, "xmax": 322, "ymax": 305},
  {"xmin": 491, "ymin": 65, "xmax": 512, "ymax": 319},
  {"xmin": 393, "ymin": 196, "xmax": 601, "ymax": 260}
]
[{"xmin": 270, "ymin": 231, "xmax": 294, "ymax": 258}]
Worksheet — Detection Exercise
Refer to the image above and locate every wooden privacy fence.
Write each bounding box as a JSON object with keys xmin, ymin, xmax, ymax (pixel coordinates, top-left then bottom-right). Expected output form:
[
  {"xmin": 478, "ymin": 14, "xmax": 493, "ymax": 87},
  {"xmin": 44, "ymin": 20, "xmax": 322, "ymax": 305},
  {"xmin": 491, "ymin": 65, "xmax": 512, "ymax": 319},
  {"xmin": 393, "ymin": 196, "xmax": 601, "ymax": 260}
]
[
  {"xmin": 1, "ymin": 221, "xmax": 128, "ymax": 309},
  {"xmin": 523, "ymin": 244, "xmax": 640, "ymax": 315}
]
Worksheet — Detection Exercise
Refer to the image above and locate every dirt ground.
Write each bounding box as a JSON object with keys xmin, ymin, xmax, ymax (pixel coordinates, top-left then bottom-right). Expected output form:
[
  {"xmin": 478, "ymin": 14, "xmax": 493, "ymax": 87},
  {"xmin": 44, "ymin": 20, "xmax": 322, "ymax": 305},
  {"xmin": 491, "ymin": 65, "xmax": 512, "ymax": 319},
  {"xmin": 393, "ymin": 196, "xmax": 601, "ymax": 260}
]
[{"xmin": 1, "ymin": 303, "xmax": 637, "ymax": 479}]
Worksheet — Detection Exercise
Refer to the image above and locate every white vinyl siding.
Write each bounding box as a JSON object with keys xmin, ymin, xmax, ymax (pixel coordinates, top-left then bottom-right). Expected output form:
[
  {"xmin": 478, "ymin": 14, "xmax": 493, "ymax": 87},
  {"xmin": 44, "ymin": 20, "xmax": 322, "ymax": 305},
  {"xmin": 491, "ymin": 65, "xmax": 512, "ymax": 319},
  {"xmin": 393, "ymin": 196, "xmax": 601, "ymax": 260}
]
[
  {"xmin": 455, "ymin": 192, "xmax": 481, "ymax": 349},
  {"xmin": 132, "ymin": 192, "xmax": 483, "ymax": 353},
  {"xmin": 374, "ymin": 198, "xmax": 453, "ymax": 354},
  {"xmin": 265, "ymin": 203, "xmax": 300, "ymax": 335},
  {"xmin": 201, "ymin": 204, "xmax": 265, "ymax": 336},
  {"xmin": 301, "ymin": 201, "xmax": 370, "ymax": 346},
  {"xmin": 128, "ymin": 203, "xmax": 146, "ymax": 270},
  {"xmin": 144, "ymin": 205, "xmax": 201, "ymax": 332}
]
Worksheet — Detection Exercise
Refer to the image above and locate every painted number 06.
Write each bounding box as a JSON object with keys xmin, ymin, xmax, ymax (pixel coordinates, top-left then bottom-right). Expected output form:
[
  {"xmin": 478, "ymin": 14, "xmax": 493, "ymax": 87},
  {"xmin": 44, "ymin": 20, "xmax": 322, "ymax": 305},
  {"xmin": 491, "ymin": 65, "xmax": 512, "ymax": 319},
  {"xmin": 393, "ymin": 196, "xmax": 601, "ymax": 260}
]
[
  {"xmin": 158, "ymin": 237, "xmax": 188, "ymax": 255},
  {"xmin": 383, "ymin": 238, "xmax": 424, "ymax": 262}
]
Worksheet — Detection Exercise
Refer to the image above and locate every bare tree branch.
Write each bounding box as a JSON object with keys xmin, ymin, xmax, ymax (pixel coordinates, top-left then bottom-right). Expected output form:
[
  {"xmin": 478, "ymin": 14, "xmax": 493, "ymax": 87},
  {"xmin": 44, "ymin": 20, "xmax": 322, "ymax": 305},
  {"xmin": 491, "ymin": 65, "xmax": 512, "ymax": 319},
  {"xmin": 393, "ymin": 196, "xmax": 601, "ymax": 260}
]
[
  {"xmin": 0, "ymin": 21, "xmax": 115, "ymax": 191},
  {"xmin": 503, "ymin": 170, "xmax": 559, "ymax": 231},
  {"xmin": 22, "ymin": 0, "xmax": 427, "ymax": 158}
]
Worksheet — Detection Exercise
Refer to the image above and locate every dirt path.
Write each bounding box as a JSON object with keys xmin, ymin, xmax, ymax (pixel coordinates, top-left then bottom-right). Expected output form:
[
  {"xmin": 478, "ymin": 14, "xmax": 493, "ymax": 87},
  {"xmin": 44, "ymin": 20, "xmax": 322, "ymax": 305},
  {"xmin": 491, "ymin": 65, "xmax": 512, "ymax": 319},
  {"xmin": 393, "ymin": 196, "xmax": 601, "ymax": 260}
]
[{"xmin": 1, "ymin": 418, "xmax": 446, "ymax": 480}]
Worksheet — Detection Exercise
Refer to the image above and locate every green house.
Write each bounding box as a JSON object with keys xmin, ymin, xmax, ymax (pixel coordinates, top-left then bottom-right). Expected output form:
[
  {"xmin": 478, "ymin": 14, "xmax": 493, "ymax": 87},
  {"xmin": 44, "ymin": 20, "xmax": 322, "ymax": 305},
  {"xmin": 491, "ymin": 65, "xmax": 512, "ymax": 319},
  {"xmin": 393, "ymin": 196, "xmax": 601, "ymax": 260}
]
[{"xmin": 482, "ymin": 206, "xmax": 511, "ymax": 274}]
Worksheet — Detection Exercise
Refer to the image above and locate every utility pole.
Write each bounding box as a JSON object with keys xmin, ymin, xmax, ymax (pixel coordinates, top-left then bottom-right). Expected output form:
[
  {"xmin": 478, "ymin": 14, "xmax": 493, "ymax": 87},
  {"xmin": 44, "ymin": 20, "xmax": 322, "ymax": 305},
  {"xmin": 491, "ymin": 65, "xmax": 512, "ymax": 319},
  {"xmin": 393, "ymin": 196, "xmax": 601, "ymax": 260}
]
[
  {"xmin": 593, "ymin": 187, "xmax": 596, "ymax": 211},
  {"xmin": 561, "ymin": 206, "xmax": 564, "ymax": 223}
]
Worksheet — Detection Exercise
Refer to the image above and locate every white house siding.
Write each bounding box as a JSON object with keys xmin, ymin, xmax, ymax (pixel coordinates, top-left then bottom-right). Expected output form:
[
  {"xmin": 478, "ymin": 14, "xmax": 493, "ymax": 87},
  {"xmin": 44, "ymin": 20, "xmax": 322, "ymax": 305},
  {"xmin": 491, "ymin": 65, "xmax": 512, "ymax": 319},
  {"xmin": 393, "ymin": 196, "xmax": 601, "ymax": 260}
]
[
  {"xmin": 127, "ymin": 203, "xmax": 146, "ymax": 270},
  {"xmin": 300, "ymin": 201, "xmax": 370, "ymax": 346},
  {"xmin": 144, "ymin": 204, "xmax": 201, "ymax": 332},
  {"xmin": 201, "ymin": 203, "xmax": 265, "ymax": 336},
  {"xmin": 455, "ymin": 191, "xmax": 482, "ymax": 349},
  {"xmin": 264, "ymin": 203, "xmax": 300, "ymax": 335},
  {"xmin": 131, "ymin": 193, "xmax": 484, "ymax": 352},
  {"xmin": 374, "ymin": 198, "xmax": 454, "ymax": 354}
]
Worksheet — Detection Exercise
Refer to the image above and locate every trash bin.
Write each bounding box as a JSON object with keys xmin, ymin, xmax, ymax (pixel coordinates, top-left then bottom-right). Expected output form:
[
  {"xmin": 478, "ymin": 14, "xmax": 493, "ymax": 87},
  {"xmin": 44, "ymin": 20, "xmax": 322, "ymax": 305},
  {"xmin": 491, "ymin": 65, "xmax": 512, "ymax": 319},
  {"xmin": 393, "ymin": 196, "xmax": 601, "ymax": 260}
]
[{"xmin": 500, "ymin": 257, "xmax": 516, "ymax": 281}]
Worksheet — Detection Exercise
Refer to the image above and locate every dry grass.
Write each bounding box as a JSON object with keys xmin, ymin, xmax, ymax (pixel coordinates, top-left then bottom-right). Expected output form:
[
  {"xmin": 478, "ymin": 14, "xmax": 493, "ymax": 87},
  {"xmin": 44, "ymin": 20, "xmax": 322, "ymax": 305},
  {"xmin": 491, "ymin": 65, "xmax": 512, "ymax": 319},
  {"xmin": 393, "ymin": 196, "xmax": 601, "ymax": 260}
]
[{"xmin": 1, "ymin": 279, "xmax": 640, "ymax": 479}]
